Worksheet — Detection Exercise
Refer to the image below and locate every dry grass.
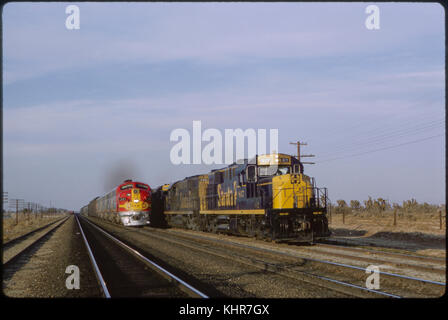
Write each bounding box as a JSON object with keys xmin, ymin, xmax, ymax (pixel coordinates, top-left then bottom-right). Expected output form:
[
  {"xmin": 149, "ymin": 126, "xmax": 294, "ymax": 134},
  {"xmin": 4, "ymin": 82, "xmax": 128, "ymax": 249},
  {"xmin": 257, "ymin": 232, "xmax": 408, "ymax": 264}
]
[
  {"xmin": 328, "ymin": 211, "xmax": 446, "ymax": 258},
  {"xmin": 329, "ymin": 210, "xmax": 445, "ymax": 236},
  {"xmin": 2, "ymin": 213, "xmax": 64, "ymax": 243}
]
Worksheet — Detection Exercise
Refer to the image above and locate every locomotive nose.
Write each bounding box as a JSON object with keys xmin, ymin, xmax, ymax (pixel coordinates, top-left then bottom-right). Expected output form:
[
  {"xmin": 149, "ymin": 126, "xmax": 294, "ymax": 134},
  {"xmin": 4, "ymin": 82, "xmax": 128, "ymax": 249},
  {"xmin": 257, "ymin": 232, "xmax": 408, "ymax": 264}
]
[{"xmin": 131, "ymin": 188, "xmax": 141, "ymax": 204}]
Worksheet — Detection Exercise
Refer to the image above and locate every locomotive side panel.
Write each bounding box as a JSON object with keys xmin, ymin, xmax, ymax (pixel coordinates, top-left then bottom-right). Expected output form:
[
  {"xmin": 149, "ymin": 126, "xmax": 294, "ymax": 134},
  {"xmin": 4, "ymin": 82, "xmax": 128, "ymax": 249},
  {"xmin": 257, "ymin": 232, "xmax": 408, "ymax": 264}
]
[
  {"xmin": 87, "ymin": 197, "xmax": 98, "ymax": 219},
  {"xmin": 150, "ymin": 185, "xmax": 169, "ymax": 228},
  {"xmin": 164, "ymin": 177, "xmax": 201, "ymax": 230},
  {"xmin": 80, "ymin": 205, "xmax": 88, "ymax": 217}
]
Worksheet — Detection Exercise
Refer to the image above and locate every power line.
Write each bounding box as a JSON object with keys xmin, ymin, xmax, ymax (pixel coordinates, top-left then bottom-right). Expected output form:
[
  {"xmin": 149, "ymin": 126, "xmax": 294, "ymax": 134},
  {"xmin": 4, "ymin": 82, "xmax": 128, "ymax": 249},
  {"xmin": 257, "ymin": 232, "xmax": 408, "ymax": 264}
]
[
  {"xmin": 317, "ymin": 119, "xmax": 444, "ymax": 159},
  {"xmin": 319, "ymin": 108, "xmax": 444, "ymax": 145},
  {"xmin": 317, "ymin": 134, "xmax": 443, "ymax": 164},
  {"xmin": 333, "ymin": 118, "xmax": 442, "ymax": 149},
  {"xmin": 319, "ymin": 117, "xmax": 443, "ymax": 151}
]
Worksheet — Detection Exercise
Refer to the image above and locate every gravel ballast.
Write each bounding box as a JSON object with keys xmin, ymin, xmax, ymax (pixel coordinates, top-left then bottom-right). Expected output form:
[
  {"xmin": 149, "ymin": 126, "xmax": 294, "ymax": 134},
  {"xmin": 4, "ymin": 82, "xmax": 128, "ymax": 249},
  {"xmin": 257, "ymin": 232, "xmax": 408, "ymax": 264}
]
[{"xmin": 3, "ymin": 216, "xmax": 102, "ymax": 298}]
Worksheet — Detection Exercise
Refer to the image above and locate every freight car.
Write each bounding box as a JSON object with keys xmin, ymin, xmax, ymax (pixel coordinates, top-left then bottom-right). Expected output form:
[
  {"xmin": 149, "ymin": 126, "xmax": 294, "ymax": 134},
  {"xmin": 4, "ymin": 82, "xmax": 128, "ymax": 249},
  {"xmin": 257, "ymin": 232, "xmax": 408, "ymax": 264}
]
[
  {"xmin": 152, "ymin": 153, "xmax": 330, "ymax": 242},
  {"xmin": 80, "ymin": 179, "xmax": 151, "ymax": 227}
]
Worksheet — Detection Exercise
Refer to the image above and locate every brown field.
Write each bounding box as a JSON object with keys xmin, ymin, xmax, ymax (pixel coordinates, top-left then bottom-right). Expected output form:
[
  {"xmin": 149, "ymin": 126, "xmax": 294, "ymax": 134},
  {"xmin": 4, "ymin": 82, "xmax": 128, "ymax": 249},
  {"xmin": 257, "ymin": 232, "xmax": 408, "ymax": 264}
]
[
  {"xmin": 329, "ymin": 210, "xmax": 445, "ymax": 234},
  {"xmin": 2, "ymin": 213, "xmax": 64, "ymax": 243},
  {"xmin": 328, "ymin": 210, "xmax": 446, "ymax": 257}
]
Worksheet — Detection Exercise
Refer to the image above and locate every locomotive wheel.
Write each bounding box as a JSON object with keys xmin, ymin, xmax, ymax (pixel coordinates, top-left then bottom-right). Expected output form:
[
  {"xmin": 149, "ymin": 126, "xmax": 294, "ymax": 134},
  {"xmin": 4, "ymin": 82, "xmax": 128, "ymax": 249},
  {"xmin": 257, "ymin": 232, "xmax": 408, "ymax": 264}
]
[
  {"xmin": 207, "ymin": 218, "xmax": 217, "ymax": 233},
  {"xmin": 187, "ymin": 215, "xmax": 198, "ymax": 230},
  {"xmin": 262, "ymin": 229, "xmax": 272, "ymax": 242},
  {"xmin": 191, "ymin": 217, "xmax": 200, "ymax": 231},
  {"xmin": 208, "ymin": 223, "xmax": 217, "ymax": 233}
]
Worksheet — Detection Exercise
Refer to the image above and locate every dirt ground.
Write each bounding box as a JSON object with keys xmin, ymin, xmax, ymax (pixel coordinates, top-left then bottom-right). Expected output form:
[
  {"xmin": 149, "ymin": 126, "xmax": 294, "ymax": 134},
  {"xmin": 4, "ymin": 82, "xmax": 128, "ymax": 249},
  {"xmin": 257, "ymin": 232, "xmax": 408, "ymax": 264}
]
[
  {"xmin": 328, "ymin": 211, "xmax": 446, "ymax": 257},
  {"xmin": 3, "ymin": 215, "xmax": 102, "ymax": 298},
  {"xmin": 2, "ymin": 214, "xmax": 65, "ymax": 243}
]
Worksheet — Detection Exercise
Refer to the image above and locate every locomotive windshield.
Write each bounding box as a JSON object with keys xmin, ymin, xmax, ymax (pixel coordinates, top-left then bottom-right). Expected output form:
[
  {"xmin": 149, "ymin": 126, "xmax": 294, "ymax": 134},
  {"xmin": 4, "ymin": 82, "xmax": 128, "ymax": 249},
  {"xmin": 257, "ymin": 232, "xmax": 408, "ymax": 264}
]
[
  {"xmin": 276, "ymin": 166, "xmax": 290, "ymax": 175},
  {"xmin": 136, "ymin": 183, "xmax": 149, "ymax": 189},
  {"xmin": 258, "ymin": 165, "xmax": 291, "ymax": 176}
]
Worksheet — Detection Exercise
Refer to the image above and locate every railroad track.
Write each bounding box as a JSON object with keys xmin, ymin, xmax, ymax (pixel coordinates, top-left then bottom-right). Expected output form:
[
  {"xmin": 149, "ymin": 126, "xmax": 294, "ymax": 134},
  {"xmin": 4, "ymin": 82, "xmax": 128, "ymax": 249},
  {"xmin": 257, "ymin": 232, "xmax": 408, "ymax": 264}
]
[
  {"xmin": 142, "ymin": 229, "xmax": 396, "ymax": 298},
  {"xmin": 75, "ymin": 215, "xmax": 209, "ymax": 298},
  {"xmin": 140, "ymin": 227, "xmax": 445, "ymax": 298},
  {"xmin": 3, "ymin": 216, "xmax": 70, "ymax": 267},
  {"xmin": 80, "ymin": 217, "xmax": 445, "ymax": 298},
  {"xmin": 3, "ymin": 216, "xmax": 68, "ymax": 250},
  {"xmin": 159, "ymin": 228, "xmax": 446, "ymax": 280},
  {"xmin": 312, "ymin": 242, "xmax": 445, "ymax": 274},
  {"xmin": 316, "ymin": 240, "xmax": 446, "ymax": 264},
  {"xmin": 319, "ymin": 236, "xmax": 445, "ymax": 256}
]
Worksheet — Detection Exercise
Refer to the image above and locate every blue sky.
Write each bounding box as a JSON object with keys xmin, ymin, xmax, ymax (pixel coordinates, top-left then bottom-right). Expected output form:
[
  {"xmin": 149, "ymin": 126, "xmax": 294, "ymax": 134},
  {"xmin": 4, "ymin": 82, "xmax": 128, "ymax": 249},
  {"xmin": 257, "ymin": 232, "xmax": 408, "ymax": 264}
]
[{"xmin": 2, "ymin": 2, "xmax": 445, "ymax": 210}]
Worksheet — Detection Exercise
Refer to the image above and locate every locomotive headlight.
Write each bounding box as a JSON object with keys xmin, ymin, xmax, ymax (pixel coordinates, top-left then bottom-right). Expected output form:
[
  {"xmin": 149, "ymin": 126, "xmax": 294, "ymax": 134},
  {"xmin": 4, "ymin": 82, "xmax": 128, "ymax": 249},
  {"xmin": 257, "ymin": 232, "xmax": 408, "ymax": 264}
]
[{"xmin": 134, "ymin": 199, "xmax": 139, "ymax": 203}]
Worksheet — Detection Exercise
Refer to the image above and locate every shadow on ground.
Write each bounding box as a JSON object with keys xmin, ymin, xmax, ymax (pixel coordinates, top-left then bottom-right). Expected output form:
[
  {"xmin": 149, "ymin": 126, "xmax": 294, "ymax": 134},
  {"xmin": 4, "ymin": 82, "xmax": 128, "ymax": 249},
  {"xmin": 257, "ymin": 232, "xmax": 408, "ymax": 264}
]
[
  {"xmin": 328, "ymin": 228, "xmax": 446, "ymax": 252},
  {"xmin": 329, "ymin": 228, "xmax": 368, "ymax": 237}
]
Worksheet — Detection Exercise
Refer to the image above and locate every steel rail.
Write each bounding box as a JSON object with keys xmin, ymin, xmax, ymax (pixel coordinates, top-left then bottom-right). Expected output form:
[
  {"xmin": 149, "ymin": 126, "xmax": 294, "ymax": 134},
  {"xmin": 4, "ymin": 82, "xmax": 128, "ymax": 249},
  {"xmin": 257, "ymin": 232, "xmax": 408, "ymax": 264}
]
[
  {"xmin": 3, "ymin": 216, "xmax": 68, "ymax": 249},
  {"xmin": 316, "ymin": 241, "xmax": 446, "ymax": 263},
  {"xmin": 140, "ymin": 229, "xmax": 403, "ymax": 298},
  {"xmin": 80, "ymin": 216, "xmax": 208, "ymax": 298},
  {"xmin": 3, "ymin": 216, "xmax": 70, "ymax": 266},
  {"xmin": 155, "ymin": 228, "xmax": 446, "ymax": 286},
  {"xmin": 75, "ymin": 214, "xmax": 111, "ymax": 298}
]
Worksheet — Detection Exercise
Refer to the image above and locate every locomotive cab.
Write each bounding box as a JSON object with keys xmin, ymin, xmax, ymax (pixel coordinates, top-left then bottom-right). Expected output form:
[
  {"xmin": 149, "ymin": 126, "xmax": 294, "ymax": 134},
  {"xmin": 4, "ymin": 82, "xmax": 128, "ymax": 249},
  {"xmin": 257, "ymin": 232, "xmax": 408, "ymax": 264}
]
[{"xmin": 257, "ymin": 154, "xmax": 330, "ymax": 241}]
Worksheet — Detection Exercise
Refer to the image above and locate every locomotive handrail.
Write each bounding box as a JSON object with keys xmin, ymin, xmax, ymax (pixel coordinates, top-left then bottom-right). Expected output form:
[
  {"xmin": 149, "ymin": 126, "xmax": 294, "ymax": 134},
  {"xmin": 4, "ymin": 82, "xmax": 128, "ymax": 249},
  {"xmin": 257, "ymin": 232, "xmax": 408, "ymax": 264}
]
[{"xmin": 270, "ymin": 185, "xmax": 327, "ymax": 210}]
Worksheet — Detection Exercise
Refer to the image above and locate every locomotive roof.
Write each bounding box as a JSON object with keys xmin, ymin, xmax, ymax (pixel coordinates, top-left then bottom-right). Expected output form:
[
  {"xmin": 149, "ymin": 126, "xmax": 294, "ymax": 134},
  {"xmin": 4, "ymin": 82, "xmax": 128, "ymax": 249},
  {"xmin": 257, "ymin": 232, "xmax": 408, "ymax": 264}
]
[
  {"xmin": 210, "ymin": 153, "xmax": 298, "ymax": 172},
  {"xmin": 164, "ymin": 153, "xmax": 302, "ymax": 191}
]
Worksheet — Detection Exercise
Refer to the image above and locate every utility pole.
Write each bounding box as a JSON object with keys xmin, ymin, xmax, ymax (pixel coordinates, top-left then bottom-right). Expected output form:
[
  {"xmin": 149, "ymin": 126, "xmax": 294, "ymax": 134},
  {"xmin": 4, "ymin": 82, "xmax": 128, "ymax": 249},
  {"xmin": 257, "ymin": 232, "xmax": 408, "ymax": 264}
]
[
  {"xmin": 289, "ymin": 140, "xmax": 315, "ymax": 164},
  {"xmin": 9, "ymin": 198, "xmax": 24, "ymax": 225},
  {"xmin": 26, "ymin": 202, "xmax": 30, "ymax": 221},
  {"xmin": 27, "ymin": 202, "xmax": 35, "ymax": 220}
]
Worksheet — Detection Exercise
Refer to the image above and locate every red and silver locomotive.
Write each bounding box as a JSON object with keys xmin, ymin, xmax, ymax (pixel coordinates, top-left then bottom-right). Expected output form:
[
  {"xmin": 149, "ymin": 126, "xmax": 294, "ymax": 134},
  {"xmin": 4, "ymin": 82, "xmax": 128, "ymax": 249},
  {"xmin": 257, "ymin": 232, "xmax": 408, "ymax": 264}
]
[{"xmin": 80, "ymin": 179, "xmax": 151, "ymax": 226}]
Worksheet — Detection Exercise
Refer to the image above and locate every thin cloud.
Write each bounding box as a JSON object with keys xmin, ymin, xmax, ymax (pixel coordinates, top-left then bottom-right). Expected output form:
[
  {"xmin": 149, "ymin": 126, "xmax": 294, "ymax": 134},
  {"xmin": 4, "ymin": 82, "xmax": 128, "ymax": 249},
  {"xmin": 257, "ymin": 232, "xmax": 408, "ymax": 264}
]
[{"xmin": 3, "ymin": 3, "xmax": 444, "ymax": 84}]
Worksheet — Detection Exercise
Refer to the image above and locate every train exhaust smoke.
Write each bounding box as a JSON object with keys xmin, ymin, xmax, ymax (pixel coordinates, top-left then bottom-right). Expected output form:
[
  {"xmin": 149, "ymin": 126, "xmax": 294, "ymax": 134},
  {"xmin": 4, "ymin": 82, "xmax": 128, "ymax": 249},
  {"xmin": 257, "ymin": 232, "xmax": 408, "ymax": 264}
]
[{"xmin": 103, "ymin": 159, "xmax": 140, "ymax": 192}]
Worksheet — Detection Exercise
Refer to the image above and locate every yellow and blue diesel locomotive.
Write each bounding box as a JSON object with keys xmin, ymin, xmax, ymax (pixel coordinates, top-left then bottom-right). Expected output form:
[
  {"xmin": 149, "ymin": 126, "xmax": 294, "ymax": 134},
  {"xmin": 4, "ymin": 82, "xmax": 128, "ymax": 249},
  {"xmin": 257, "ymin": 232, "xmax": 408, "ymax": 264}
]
[{"xmin": 152, "ymin": 153, "xmax": 330, "ymax": 242}]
